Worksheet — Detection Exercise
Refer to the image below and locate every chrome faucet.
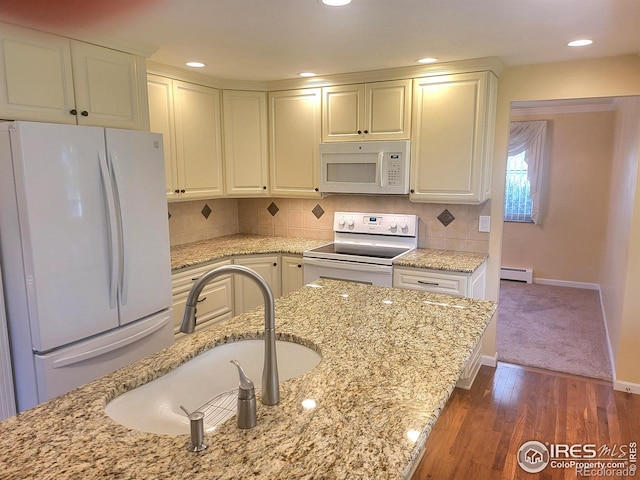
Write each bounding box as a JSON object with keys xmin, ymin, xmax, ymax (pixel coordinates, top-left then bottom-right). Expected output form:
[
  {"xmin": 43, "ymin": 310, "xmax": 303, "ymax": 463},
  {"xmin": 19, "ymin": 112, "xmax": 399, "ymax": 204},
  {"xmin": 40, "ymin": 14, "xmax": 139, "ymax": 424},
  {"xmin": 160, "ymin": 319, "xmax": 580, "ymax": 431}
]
[{"xmin": 180, "ymin": 265, "xmax": 280, "ymax": 405}]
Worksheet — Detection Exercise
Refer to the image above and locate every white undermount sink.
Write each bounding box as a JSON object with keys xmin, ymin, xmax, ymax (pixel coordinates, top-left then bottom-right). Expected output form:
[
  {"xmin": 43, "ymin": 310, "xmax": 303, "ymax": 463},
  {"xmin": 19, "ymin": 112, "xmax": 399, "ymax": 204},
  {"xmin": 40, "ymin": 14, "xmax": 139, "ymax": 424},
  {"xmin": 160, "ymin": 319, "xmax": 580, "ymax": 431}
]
[{"xmin": 105, "ymin": 339, "xmax": 321, "ymax": 434}]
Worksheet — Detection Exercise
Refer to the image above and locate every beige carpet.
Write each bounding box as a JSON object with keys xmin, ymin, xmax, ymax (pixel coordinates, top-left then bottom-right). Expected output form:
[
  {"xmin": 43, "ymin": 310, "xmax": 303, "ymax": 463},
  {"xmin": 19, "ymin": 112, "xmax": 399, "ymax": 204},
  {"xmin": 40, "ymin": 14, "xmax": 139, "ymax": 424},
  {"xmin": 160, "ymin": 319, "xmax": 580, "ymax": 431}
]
[{"xmin": 496, "ymin": 280, "xmax": 613, "ymax": 381}]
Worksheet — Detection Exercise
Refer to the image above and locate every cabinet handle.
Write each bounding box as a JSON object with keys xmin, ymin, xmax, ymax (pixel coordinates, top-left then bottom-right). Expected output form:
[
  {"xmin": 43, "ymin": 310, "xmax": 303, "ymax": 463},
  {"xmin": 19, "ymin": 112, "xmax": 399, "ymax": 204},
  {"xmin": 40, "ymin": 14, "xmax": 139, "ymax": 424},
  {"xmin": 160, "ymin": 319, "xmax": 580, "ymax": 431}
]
[
  {"xmin": 181, "ymin": 189, "xmax": 186, "ymax": 193},
  {"xmin": 357, "ymin": 130, "xmax": 362, "ymax": 135},
  {"xmin": 69, "ymin": 109, "xmax": 78, "ymax": 115},
  {"xmin": 262, "ymin": 186, "xmax": 267, "ymax": 190},
  {"xmin": 273, "ymin": 262, "xmax": 277, "ymax": 267},
  {"xmin": 364, "ymin": 129, "xmax": 369, "ymax": 134},
  {"xmin": 417, "ymin": 281, "xmax": 440, "ymax": 286},
  {"xmin": 197, "ymin": 297, "xmax": 207, "ymax": 303},
  {"xmin": 297, "ymin": 264, "xmax": 302, "ymax": 268},
  {"xmin": 175, "ymin": 189, "xmax": 180, "ymax": 194},
  {"xmin": 81, "ymin": 110, "xmax": 89, "ymax": 117},
  {"xmin": 314, "ymin": 187, "xmax": 319, "ymax": 192},
  {"xmin": 410, "ymin": 189, "xmax": 415, "ymax": 194}
]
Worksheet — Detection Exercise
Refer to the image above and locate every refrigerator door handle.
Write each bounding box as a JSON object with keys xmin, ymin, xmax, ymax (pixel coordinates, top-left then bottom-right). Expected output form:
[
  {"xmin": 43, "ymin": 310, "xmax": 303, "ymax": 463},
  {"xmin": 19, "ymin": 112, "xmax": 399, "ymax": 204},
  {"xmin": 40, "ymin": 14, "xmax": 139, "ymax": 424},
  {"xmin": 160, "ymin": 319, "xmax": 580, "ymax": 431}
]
[
  {"xmin": 50, "ymin": 318, "xmax": 169, "ymax": 368},
  {"xmin": 98, "ymin": 151, "xmax": 119, "ymax": 310},
  {"xmin": 109, "ymin": 152, "xmax": 129, "ymax": 307}
]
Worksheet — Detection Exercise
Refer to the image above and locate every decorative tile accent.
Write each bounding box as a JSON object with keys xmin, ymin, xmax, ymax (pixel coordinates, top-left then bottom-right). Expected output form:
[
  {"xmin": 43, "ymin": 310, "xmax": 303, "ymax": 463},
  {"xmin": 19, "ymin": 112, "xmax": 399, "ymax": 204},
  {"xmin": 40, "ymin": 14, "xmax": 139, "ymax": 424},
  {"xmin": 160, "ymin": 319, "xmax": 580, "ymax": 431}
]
[
  {"xmin": 201, "ymin": 203, "xmax": 212, "ymax": 219},
  {"xmin": 437, "ymin": 209, "xmax": 455, "ymax": 227},
  {"xmin": 267, "ymin": 202, "xmax": 280, "ymax": 216},
  {"xmin": 312, "ymin": 204, "xmax": 325, "ymax": 219}
]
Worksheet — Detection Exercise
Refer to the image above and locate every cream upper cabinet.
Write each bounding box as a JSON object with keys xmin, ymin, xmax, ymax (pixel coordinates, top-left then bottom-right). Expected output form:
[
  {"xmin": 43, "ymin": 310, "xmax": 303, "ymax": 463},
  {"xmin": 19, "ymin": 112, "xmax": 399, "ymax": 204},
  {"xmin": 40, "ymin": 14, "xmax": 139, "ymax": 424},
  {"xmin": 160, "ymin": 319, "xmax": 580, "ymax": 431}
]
[
  {"xmin": 410, "ymin": 71, "xmax": 497, "ymax": 204},
  {"xmin": 147, "ymin": 74, "xmax": 224, "ymax": 200},
  {"xmin": 222, "ymin": 90, "xmax": 269, "ymax": 197},
  {"xmin": 0, "ymin": 23, "xmax": 147, "ymax": 130},
  {"xmin": 269, "ymin": 88, "xmax": 322, "ymax": 198},
  {"xmin": 69, "ymin": 41, "xmax": 147, "ymax": 130},
  {"xmin": 147, "ymin": 74, "xmax": 179, "ymax": 199},
  {"xmin": 322, "ymin": 80, "xmax": 411, "ymax": 142}
]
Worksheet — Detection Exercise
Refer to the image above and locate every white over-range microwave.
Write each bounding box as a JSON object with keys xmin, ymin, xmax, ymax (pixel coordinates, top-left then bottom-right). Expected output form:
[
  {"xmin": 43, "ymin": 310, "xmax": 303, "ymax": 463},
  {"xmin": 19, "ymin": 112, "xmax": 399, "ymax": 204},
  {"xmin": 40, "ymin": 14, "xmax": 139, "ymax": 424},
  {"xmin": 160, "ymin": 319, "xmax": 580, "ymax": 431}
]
[{"xmin": 319, "ymin": 140, "xmax": 410, "ymax": 195}]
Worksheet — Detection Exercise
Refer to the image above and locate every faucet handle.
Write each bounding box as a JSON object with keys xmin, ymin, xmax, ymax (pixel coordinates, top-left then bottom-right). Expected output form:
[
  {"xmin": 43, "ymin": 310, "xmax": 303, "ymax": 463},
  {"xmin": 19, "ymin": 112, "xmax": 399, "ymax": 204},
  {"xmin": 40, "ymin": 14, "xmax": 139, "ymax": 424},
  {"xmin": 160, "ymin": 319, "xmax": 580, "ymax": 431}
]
[{"xmin": 230, "ymin": 360, "xmax": 256, "ymax": 429}]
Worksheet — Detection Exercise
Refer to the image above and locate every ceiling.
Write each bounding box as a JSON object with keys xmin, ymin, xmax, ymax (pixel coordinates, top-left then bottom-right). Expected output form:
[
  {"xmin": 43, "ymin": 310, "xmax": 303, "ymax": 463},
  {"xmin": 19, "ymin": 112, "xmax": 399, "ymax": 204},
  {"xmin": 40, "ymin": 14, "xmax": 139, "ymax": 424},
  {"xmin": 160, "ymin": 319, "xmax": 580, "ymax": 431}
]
[{"xmin": 1, "ymin": 0, "xmax": 639, "ymax": 82}]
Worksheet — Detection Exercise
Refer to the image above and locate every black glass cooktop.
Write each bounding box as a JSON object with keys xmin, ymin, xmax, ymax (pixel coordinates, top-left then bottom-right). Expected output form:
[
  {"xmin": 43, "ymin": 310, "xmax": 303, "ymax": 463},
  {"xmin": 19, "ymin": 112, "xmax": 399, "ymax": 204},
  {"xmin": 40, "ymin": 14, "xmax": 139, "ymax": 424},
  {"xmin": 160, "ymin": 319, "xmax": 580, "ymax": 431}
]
[{"xmin": 306, "ymin": 242, "xmax": 410, "ymax": 260}]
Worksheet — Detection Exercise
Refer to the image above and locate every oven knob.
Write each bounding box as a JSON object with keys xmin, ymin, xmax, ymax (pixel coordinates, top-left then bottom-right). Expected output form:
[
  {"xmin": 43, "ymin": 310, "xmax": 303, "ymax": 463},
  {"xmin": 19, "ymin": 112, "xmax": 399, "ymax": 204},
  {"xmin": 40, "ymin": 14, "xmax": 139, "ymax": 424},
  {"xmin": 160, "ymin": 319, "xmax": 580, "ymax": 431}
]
[
  {"xmin": 389, "ymin": 220, "xmax": 397, "ymax": 232},
  {"xmin": 339, "ymin": 216, "xmax": 345, "ymax": 227},
  {"xmin": 400, "ymin": 221, "xmax": 408, "ymax": 231},
  {"xmin": 347, "ymin": 217, "xmax": 354, "ymax": 227}
]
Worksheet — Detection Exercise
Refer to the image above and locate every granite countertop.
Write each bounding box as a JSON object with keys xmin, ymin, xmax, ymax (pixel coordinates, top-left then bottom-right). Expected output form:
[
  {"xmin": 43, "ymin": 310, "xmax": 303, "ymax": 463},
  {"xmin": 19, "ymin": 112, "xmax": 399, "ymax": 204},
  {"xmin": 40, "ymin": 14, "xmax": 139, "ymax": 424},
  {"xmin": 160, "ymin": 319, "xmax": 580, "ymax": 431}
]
[
  {"xmin": 0, "ymin": 279, "xmax": 496, "ymax": 479},
  {"xmin": 170, "ymin": 234, "xmax": 488, "ymax": 274}
]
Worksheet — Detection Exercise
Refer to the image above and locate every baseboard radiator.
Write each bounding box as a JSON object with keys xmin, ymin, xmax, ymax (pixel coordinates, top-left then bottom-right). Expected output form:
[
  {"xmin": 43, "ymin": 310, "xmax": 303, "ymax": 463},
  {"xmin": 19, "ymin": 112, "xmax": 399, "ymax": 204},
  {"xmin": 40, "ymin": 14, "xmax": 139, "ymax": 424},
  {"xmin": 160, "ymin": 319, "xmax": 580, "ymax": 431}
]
[{"xmin": 500, "ymin": 267, "xmax": 533, "ymax": 283}]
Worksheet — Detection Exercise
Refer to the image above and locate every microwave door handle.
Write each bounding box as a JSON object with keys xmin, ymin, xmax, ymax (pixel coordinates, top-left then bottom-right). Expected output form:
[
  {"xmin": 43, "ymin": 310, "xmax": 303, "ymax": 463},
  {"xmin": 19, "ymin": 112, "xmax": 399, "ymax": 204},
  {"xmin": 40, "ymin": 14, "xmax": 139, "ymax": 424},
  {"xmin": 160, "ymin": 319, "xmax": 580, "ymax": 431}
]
[{"xmin": 379, "ymin": 152, "xmax": 385, "ymax": 187}]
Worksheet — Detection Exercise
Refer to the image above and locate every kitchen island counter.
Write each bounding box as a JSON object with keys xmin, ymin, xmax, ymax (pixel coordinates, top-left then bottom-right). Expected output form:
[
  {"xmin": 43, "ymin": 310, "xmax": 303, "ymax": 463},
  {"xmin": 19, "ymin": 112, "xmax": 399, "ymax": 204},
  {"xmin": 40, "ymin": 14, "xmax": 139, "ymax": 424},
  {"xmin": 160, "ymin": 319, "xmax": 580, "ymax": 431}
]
[{"xmin": 0, "ymin": 279, "xmax": 496, "ymax": 479}]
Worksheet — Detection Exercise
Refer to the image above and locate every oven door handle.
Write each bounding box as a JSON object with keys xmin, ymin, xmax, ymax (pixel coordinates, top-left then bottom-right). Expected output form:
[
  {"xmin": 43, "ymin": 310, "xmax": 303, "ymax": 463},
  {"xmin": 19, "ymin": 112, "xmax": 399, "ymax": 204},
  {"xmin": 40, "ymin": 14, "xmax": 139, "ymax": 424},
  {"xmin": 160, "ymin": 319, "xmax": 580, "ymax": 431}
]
[
  {"xmin": 302, "ymin": 257, "xmax": 392, "ymax": 273},
  {"xmin": 379, "ymin": 152, "xmax": 385, "ymax": 188}
]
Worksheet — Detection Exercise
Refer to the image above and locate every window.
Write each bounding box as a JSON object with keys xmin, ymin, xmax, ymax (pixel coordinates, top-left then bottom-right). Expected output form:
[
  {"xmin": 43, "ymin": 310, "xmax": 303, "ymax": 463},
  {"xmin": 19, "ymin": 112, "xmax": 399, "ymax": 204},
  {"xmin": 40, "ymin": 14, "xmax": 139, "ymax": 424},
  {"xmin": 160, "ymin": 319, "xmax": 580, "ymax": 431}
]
[
  {"xmin": 504, "ymin": 151, "xmax": 533, "ymax": 222},
  {"xmin": 504, "ymin": 121, "xmax": 548, "ymax": 224}
]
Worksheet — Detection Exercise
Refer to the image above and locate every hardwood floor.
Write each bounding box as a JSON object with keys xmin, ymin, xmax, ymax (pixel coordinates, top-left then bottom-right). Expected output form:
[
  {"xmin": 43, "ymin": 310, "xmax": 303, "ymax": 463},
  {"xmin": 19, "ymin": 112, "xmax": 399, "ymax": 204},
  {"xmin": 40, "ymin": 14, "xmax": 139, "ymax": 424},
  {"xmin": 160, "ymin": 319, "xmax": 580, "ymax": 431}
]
[{"xmin": 412, "ymin": 363, "xmax": 640, "ymax": 480}]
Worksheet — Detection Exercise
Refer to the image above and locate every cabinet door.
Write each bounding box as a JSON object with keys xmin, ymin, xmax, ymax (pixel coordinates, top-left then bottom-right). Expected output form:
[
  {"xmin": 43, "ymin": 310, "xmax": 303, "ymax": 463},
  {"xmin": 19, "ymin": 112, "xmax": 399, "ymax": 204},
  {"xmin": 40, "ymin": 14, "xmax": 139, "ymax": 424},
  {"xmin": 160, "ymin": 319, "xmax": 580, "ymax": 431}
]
[
  {"xmin": 173, "ymin": 80, "xmax": 224, "ymax": 199},
  {"xmin": 0, "ymin": 23, "xmax": 76, "ymax": 124},
  {"xmin": 322, "ymin": 84, "xmax": 365, "ymax": 142},
  {"xmin": 410, "ymin": 71, "xmax": 496, "ymax": 204},
  {"xmin": 70, "ymin": 41, "xmax": 145, "ymax": 130},
  {"xmin": 233, "ymin": 256, "xmax": 281, "ymax": 315},
  {"xmin": 364, "ymin": 79, "xmax": 411, "ymax": 140},
  {"xmin": 222, "ymin": 90, "xmax": 269, "ymax": 196},
  {"xmin": 269, "ymin": 88, "xmax": 321, "ymax": 198},
  {"xmin": 147, "ymin": 74, "xmax": 179, "ymax": 200},
  {"xmin": 281, "ymin": 255, "xmax": 304, "ymax": 295}
]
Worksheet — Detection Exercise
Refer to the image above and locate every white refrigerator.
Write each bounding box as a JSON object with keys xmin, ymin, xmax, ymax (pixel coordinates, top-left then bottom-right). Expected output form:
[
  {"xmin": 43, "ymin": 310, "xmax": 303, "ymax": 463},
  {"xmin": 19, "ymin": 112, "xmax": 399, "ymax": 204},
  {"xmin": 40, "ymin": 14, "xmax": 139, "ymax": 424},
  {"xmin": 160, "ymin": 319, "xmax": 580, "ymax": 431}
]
[{"xmin": 0, "ymin": 121, "xmax": 174, "ymax": 412}]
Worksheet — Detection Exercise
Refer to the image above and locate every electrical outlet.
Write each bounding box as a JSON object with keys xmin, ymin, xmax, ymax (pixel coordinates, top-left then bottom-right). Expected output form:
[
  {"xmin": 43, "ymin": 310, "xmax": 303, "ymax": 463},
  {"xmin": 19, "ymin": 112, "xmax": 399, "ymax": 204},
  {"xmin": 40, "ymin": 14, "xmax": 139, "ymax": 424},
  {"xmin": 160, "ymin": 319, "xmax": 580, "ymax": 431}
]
[{"xmin": 479, "ymin": 215, "xmax": 491, "ymax": 232}]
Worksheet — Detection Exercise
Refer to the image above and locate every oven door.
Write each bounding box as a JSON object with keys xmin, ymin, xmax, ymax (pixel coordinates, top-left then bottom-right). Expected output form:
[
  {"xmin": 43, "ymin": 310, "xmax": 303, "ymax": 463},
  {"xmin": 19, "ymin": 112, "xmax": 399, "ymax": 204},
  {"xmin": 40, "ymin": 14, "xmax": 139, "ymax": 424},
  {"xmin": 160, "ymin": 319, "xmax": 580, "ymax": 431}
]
[{"xmin": 303, "ymin": 257, "xmax": 393, "ymax": 287}]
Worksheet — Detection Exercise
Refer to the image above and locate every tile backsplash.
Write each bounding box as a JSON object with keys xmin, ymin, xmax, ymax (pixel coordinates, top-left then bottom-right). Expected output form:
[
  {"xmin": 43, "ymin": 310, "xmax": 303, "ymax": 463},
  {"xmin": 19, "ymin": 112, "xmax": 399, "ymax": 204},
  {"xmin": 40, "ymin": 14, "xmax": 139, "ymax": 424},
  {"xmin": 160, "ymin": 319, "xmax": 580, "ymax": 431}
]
[{"xmin": 168, "ymin": 196, "xmax": 490, "ymax": 253}]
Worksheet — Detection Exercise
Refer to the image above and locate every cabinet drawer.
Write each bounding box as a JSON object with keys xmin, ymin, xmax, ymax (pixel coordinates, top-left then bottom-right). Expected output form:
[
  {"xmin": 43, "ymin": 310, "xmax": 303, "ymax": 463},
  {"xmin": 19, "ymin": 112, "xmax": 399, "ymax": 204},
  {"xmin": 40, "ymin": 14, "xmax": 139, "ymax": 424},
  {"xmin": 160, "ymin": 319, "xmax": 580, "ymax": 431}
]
[
  {"xmin": 172, "ymin": 276, "xmax": 233, "ymax": 334},
  {"xmin": 172, "ymin": 260, "xmax": 231, "ymax": 295},
  {"xmin": 393, "ymin": 268, "xmax": 467, "ymax": 297}
]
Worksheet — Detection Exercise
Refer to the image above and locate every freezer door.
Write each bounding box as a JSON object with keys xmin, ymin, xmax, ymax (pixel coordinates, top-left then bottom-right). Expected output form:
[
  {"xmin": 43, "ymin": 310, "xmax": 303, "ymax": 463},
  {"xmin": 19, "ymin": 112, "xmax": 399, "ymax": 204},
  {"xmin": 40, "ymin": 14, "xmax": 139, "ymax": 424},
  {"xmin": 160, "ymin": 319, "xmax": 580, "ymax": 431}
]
[
  {"xmin": 8, "ymin": 122, "xmax": 120, "ymax": 352},
  {"xmin": 33, "ymin": 310, "xmax": 174, "ymax": 407},
  {"xmin": 104, "ymin": 129, "xmax": 172, "ymax": 325}
]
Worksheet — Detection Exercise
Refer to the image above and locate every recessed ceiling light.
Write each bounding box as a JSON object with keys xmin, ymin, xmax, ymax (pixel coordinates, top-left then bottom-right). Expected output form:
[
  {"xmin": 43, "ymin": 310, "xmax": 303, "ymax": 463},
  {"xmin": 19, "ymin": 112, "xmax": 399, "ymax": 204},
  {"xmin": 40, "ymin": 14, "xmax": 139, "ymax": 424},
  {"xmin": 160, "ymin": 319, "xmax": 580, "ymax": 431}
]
[
  {"xmin": 417, "ymin": 57, "xmax": 438, "ymax": 64},
  {"xmin": 320, "ymin": 0, "xmax": 351, "ymax": 6},
  {"xmin": 185, "ymin": 61, "xmax": 205, "ymax": 68},
  {"xmin": 567, "ymin": 39, "xmax": 593, "ymax": 47},
  {"xmin": 299, "ymin": 72, "xmax": 318, "ymax": 77}
]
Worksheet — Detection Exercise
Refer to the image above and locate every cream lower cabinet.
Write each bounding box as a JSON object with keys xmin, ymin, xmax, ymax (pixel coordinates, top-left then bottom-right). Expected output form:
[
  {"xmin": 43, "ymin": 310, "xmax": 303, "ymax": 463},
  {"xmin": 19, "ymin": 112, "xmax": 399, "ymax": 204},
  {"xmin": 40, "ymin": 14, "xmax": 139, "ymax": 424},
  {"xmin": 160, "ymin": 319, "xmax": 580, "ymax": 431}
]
[
  {"xmin": 410, "ymin": 71, "xmax": 497, "ymax": 204},
  {"xmin": 393, "ymin": 261, "xmax": 486, "ymax": 389},
  {"xmin": 322, "ymin": 80, "xmax": 411, "ymax": 142},
  {"xmin": 222, "ymin": 90, "xmax": 270, "ymax": 197},
  {"xmin": 269, "ymin": 88, "xmax": 322, "ymax": 197},
  {"xmin": 233, "ymin": 255, "xmax": 281, "ymax": 315},
  {"xmin": 171, "ymin": 260, "xmax": 234, "ymax": 339},
  {"xmin": 281, "ymin": 255, "xmax": 304, "ymax": 295},
  {"xmin": 0, "ymin": 22, "xmax": 147, "ymax": 130},
  {"xmin": 148, "ymin": 75, "xmax": 224, "ymax": 200}
]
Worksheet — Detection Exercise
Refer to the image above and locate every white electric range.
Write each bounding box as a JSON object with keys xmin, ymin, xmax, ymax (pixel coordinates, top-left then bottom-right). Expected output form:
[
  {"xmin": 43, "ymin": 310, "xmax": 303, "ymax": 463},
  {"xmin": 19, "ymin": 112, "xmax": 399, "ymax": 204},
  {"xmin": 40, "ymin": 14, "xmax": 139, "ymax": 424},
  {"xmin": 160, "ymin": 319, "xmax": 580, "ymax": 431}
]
[{"xmin": 303, "ymin": 211, "xmax": 418, "ymax": 287}]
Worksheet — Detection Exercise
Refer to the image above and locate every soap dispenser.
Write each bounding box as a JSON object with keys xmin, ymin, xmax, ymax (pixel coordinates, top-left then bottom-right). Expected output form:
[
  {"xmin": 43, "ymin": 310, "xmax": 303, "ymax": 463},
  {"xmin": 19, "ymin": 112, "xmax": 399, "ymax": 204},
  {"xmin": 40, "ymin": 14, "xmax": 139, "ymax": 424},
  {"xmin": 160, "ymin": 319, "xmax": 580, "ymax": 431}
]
[{"xmin": 230, "ymin": 360, "xmax": 256, "ymax": 429}]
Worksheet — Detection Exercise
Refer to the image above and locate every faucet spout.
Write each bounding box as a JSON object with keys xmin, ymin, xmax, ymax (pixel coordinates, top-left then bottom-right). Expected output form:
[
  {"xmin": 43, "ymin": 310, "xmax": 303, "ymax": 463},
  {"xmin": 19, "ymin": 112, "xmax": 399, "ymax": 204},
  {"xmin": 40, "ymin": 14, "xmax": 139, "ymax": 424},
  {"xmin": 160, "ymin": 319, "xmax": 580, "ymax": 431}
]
[{"xmin": 180, "ymin": 265, "xmax": 280, "ymax": 405}]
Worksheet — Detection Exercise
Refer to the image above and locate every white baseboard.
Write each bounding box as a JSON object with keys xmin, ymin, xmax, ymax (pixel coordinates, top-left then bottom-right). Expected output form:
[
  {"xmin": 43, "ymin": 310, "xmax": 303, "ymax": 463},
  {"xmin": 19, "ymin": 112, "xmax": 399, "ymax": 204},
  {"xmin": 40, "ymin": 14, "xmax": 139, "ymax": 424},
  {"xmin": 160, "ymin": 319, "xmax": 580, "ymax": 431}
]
[
  {"xmin": 481, "ymin": 354, "xmax": 497, "ymax": 368},
  {"xmin": 533, "ymin": 278, "xmax": 600, "ymax": 290},
  {"xmin": 614, "ymin": 380, "xmax": 640, "ymax": 395}
]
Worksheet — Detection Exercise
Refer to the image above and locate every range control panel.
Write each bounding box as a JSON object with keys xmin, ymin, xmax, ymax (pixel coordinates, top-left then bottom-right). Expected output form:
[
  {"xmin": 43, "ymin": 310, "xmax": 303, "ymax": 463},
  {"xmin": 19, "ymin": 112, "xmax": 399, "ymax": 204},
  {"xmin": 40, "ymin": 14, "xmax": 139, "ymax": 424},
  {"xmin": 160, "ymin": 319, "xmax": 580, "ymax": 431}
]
[{"xmin": 333, "ymin": 212, "xmax": 418, "ymax": 236}]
